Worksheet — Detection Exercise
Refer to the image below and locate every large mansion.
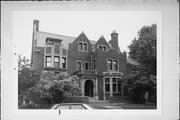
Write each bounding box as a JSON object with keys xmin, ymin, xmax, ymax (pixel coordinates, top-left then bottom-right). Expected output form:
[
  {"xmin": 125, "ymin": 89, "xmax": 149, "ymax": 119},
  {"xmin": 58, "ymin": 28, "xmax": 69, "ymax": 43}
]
[{"xmin": 30, "ymin": 20, "xmax": 134, "ymax": 100}]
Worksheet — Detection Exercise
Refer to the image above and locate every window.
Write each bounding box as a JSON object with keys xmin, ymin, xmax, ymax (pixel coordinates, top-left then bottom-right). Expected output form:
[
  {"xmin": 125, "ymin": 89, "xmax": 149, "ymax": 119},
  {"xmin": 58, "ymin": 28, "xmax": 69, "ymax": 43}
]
[
  {"xmin": 84, "ymin": 62, "xmax": 89, "ymax": 70},
  {"xmin": 49, "ymin": 40, "xmax": 53, "ymax": 45},
  {"xmin": 105, "ymin": 78, "xmax": 110, "ymax": 92},
  {"xmin": 62, "ymin": 57, "xmax": 66, "ymax": 69},
  {"xmin": 77, "ymin": 61, "xmax": 82, "ymax": 70},
  {"xmin": 62, "ymin": 49, "xmax": 67, "ymax": 56},
  {"xmin": 108, "ymin": 59, "xmax": 118, "ymax": 71},
  {"xmin": 46, "ymin": 56, "xmax": 52, "ymax": 67},
  {"xmin": 78, "ymin": 42, "xmax": 88, "ymax": 51},
  {"xmin": 56, "ymin": 105, "xmax": 69, "ymax": 109},
  {"xmin": 93, "ymin": 59, "xmax": 96, "ymax": 70},
  {"xmin": 113, "ymin": 60, "xmax": 118, "ymax": 71},
  {"xmin": 71, "ymin": 105, "xmax": 86, "ymax": 109},
  {"xmin": 118, "ymin": 78, "xmax": 122, "ymax": 92},
  {"xmin": 54, "ymin": 56, "xmax": 60, "ymax": 68},
  {"xmin": 79, "ymin": 42, "xmax": 83, "ymax": 50},
  {"xmin": 98, "ymin": 45, "xmax": 107, "ymax": 51},
  {"xmin": 108, "ymin": 60, "xmax": 113, "ymax": 70},
  {"xmin": 103, "ymin": 46, "xmax": 106, "ymax": 51},
  {"xmin": 83, "ymin": 43, "xmax": 87, "ymax": 51},
  {"xmin": 112, "ymin": 78, "xmax": 117, "ymax": 92},
  {"xmin": 54, "ymin": 41, "xmax": 60, "ymax": 45},
  {"xmin": 99, "ymin": 46, "xmax": 102, "ymax": 51}
]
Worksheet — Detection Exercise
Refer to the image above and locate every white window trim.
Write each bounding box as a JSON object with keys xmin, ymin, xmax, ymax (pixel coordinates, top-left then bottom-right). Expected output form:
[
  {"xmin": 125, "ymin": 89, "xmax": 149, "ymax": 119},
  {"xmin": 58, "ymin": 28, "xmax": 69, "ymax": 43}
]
[
  {"xmin": 45, "ymin": 56, "xmax": 52, "ymax": 68},
  {"xmin": 78, "ymin": 41, "xmax": 88, "ymax": 52},
  {"xmin": 54, "ymin": 56, "xmax": 60, "ymax": 68},
  {"xmin": 107, "ymin": 58, "xmax": 119, "ymax": 72}
]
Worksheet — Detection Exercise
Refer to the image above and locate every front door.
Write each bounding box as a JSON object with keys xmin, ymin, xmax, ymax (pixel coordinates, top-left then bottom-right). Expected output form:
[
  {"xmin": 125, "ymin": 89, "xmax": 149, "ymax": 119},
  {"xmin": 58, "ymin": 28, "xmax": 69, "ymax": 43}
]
[{"xmin": 84, "ymin": 80, "xmax": 94, "ymax": 97}]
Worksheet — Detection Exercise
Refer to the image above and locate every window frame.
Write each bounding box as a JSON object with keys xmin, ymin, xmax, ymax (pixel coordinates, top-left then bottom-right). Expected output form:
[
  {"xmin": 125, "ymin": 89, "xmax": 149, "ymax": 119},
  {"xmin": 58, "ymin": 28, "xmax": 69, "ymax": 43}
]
[
  {"xmin": 98, "ymin": 45, "xmax": 107, "ymax": 51},
  {"xmin": 62, "ymin": 57, "xmax": 67, "ymax": 69},
  {"xmin": 78, "ymin": 41, "xmax": 88, "ymax": 52},
  {"xmin": 46, "ymin": 56, "xmax": 52, "ymax": 67},
  {"xmin": 107, "ymin": 59, "xmax": 119, "ymax": 71},
  {"xmin": 76, "ymin": 61, "xmax": 82, "ymax": 70},
  {"xmin": 54, "ymin": 56, "xmax": 60, "ymax": 68},
  {"xmin": 107, "ymin": 59, "xmax": 113, "ymax": 70},
  {"xmin": 93, "ymin": 59, "xmax": 96, "ymax": 71},
  {"xmin": 84, "ymin": 62, "xmax": 89, "ymax": 71},
  {"xmin": 104, "ymin": 78, "xmax": 110, "ymax": 93}
]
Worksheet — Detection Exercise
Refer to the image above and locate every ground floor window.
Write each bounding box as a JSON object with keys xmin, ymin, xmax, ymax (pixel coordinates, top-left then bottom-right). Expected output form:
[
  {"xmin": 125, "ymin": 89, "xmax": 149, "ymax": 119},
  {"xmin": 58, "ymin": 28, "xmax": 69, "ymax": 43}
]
[
  {"xmin": 104, "ymin": 77, "xmax": 123, "ymax": 95},
  {"xmin": 105, "ymin": 78, "xmax": 110, "ymax": 92}
]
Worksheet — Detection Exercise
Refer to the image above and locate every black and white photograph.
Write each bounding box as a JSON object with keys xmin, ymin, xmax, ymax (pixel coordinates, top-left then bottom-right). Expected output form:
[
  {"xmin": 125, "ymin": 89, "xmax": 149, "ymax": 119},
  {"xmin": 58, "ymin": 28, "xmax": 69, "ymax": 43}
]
[
  {"xmin": 1, "ymin": 1, "xmax": 179, "ymax": 120},
  {"xmin": 15, "ymin": 11, "xmax": 159, "ymax": 110}
]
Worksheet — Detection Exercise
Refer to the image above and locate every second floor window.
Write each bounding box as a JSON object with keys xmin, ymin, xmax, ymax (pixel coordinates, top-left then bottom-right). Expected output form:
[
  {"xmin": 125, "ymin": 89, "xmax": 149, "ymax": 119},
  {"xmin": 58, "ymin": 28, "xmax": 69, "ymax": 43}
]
[
  {"xmin": 78, "ymin": 42, "xmax": 88, "ymax": 51},
  {"xmin": 77, "ymin": 61, "xmax": 82, "ymax": 70},
  {"xmin": 62, "ymin": 57, "xmax": 66, "ymax": 69},
  {"xmin": 46, "ymin": 56, "xmax": 52, "ymax": 67},
  {"xmin": 84, "ymin": 62, "xmax": 89, "ymax": 70},
  {"xmin": 113, "ymin": 60, "xmax": 118, "ymax": 71},
  {"xmin": 108, "ymin": 59, "xmax": 113, "ymax": 70},
  {"xmin": 54, "ymin": 56, "xmax": 60, "ymax": 68},
  {"xmin": 93, "ymin": 59, "xmax": 96, "ymax": 70},
  {"xmin": 108, "ymin": 59, "xmax": 118, "ymax": 71}
]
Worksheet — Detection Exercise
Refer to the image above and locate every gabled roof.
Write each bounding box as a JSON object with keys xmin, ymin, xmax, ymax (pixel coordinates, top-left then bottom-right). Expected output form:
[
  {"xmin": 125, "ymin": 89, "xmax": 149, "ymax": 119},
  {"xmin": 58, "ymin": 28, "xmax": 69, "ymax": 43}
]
[{"xmin": 94, "ymin": 35, "xmax": 110, "ymax": 49}]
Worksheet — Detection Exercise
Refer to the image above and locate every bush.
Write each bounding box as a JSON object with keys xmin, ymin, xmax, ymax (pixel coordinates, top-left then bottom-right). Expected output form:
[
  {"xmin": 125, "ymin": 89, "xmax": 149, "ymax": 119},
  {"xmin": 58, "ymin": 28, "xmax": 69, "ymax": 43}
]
[{"xmin": 130, "ymin": 81, "xmax": 154, "ymax": 103}]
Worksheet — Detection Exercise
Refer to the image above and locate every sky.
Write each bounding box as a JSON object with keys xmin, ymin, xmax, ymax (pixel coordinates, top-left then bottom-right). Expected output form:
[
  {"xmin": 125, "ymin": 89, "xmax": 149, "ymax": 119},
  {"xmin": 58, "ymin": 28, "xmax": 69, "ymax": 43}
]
[{"xmin": 13, "ymin": 11, "xmax": 161, "ymax": 59}]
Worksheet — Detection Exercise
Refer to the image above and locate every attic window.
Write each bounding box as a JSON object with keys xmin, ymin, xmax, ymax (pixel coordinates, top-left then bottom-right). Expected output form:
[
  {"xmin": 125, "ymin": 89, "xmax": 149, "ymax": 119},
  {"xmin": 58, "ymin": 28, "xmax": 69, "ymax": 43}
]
[
  {"xmin": 46, "ymin": 38, "xmax": 62, "ymax": 45},
  {"xmin": 78, "ymin": 42, "xmax": 88, "ymax": 51},
  {"xmin": 98, "ymin": 45, "xmax": 107, "ymax": 51}
]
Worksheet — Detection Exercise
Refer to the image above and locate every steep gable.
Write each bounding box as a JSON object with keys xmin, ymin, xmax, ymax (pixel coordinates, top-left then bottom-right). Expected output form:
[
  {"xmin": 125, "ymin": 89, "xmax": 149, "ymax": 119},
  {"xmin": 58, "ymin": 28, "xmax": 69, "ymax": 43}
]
[
  {"xmin": 94, "ymin": 35, "xmax": 110, "ymax": 51},
  {"xmin": 71, "ymin": 31, "xmax": 92, "ymax": 45}
]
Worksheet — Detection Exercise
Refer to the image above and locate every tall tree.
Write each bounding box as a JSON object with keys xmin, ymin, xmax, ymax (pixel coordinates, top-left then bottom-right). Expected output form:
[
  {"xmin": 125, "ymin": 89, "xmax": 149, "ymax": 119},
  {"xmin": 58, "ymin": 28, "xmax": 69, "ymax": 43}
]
[
  {"xmin": 128, "ymin": 24, "xmax": 157, "ymax": 75},
  {"xmin": 18, "ymin": 55, "xmax": 30, "ymax": 72}
]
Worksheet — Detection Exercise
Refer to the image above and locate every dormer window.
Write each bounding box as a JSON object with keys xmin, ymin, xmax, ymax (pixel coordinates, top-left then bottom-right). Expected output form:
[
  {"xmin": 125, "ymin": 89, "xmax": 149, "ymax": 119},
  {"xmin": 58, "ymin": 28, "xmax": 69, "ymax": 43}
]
[
  {"xmin": 46, "ymin": 38, "xmax": 62, "ymax": 46},
  {"xmin": 98, "ymin": 45, "xmax": 107, "ymax": 51},
  {"xmin": 78, "ymin": 42, "xmax": 88, "ymax": 51}
]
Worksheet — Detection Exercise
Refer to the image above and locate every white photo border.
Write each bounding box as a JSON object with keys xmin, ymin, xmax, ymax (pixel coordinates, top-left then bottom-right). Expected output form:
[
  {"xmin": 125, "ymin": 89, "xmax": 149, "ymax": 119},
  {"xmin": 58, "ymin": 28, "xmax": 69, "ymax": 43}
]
[{"xmin": 1, "ymin": 1, "xmax": 179, "ymax": 120}]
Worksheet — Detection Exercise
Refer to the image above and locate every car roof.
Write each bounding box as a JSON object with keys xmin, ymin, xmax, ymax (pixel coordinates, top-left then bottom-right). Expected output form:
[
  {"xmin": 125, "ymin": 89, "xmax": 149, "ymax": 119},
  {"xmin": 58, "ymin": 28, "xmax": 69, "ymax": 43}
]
[{"xmin": 53, "ymin": 103, "xmax": 86, "ymax": 105}]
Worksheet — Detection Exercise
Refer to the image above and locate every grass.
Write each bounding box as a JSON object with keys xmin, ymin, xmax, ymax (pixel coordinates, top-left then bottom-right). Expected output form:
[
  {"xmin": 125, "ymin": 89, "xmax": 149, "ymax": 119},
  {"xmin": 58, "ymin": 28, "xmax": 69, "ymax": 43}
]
[{"xmin": 120, "ymin": 103, "xmax": 156, "ymax": 109}]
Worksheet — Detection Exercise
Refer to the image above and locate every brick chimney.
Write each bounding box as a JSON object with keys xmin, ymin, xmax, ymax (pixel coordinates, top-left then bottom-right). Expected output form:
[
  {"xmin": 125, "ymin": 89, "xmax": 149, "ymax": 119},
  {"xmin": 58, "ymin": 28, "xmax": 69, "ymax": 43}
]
[
  {"xmin": 109, "ymin": 30, "xmax": 119, "ymax": 51},
  {"xmin": 33, "ymin": 19, "xmax": 39, "ymax": 32}
]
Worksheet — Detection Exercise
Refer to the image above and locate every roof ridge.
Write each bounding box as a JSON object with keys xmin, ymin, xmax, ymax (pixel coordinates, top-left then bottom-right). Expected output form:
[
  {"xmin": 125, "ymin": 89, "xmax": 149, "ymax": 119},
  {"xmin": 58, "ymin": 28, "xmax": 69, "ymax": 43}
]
[{"xmin": 38, "ymin": 31, "xmax": 76, "ymax": 39}]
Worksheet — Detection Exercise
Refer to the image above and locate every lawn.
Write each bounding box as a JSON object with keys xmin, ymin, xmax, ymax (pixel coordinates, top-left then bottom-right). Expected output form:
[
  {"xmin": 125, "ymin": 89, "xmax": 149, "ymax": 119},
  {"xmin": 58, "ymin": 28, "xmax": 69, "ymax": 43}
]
[{"xmin": 120, "ymin": 103, "xmax": 156, "ymax": 109}]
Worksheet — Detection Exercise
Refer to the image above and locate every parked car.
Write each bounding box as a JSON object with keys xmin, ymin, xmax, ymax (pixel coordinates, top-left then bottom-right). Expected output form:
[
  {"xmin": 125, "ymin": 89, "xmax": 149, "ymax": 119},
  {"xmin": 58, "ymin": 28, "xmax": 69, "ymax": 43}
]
[{"xmin": 51, "ymin": 103, "xmax": 95, "ymax": 110}]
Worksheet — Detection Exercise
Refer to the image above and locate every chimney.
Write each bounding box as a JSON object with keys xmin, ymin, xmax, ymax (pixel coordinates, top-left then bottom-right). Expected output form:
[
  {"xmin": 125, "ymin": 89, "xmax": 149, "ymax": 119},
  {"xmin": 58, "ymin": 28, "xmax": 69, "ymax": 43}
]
[
  {"xmin": 33, "ymin": 19, "xmax": 39, "ymax": 32},
  {"xmin": 109, "ymin": 30, "xmax": 119, "ymax": 51}
]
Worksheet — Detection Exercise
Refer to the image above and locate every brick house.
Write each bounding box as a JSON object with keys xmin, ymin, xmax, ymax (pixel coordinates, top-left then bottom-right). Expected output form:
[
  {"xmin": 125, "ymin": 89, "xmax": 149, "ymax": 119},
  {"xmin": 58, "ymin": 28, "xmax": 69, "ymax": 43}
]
[{"xmin": 31, "ymin": 20, "xmax": 128, "ymax": 100}]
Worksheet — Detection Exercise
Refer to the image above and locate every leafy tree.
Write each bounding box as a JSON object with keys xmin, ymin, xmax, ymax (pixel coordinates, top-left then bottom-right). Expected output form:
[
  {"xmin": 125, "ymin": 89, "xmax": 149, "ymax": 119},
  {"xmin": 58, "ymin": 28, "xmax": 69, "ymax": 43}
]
[
  {"xmin": 123, "ymin": 73, "xmax": 156, "ymax": 103},
  {"xmin": 128, "ymin": 24, "xmax": 156, "ymax": 75},
  {"xmin": 18, "ymin": 55, "xmax": 30, "ymax": 72},
  {"xmin": 26, "ymin": 71, "xmax": 80, "ymax": 108}
]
